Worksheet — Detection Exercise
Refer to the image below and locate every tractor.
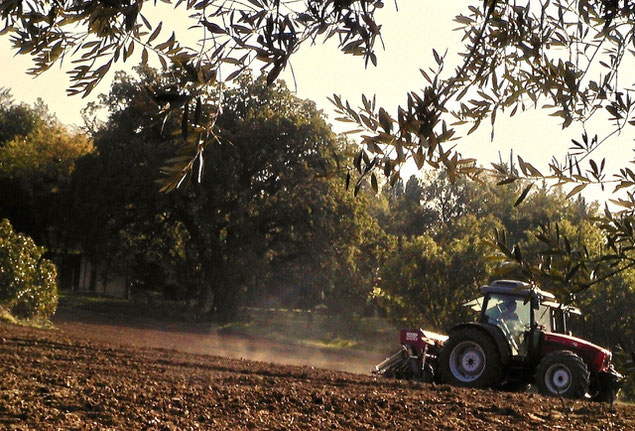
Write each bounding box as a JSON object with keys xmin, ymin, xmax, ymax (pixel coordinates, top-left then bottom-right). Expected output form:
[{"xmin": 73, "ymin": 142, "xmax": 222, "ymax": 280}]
[{"xmin": 374, "ymin": 280, "xmax": 623, "ymax": 402}]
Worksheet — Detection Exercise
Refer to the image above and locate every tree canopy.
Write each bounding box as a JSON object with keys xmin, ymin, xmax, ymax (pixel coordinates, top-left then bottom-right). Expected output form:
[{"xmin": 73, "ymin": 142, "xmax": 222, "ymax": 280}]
[
  {"xmin": 1, "ymin": 2, "xmax": 630, "ymax": 183},
  {"xmin": 5, "ymin": 1, "xmax": 635, "ymax": 298},
  {"xmin": 72, "ymin": 67, "xmax": 388, "ymax": 320},
  {"xmin": 0, "ymin": 90, "xmax": 93, "ymax": 249},
  {"xmin": 374, "ymin": 172, "xmax": 597, "ymax": 326}
]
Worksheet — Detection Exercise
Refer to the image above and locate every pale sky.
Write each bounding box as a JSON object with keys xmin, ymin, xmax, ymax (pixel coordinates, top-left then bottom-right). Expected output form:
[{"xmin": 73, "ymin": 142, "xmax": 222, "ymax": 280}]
[{"xmin": 1, "ymin": 1, "xmax": 630, "ymax": 204}]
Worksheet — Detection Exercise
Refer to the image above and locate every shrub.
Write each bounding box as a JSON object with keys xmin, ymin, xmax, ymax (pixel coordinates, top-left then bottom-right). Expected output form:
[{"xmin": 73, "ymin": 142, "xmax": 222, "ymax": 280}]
[{"xmin": 0, "ymin": 219, "xmax": 57, "ymax": 320}]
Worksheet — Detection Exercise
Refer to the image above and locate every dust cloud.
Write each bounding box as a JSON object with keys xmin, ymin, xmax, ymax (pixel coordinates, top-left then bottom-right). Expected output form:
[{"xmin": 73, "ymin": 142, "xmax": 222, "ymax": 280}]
[{"xmin": 52, "ymin": 309, "xmax": 383, "ymax": 375}]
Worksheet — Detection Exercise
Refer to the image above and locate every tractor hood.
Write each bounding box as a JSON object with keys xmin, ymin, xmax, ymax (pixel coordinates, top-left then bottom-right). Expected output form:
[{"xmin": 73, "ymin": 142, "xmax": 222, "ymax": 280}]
[
  {"xmin": 542, "ymin": 332, "xmax": 612, "ymax": 372},
  {"xmin": 543, "ymin": 332, "xmax": 609, "ymax": 353}
]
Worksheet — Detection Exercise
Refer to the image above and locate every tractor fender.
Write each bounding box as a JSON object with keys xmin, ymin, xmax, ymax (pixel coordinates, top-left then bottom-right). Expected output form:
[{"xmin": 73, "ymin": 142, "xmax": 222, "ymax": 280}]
[{"xmin": 447, "ymin": 323, "xmax": 512, "ymax": 365}]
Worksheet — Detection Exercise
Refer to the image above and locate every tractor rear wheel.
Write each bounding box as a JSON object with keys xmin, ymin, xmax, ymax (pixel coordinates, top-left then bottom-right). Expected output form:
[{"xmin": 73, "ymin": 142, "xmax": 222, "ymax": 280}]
[
  {"xmin": 439, "ymin": 328, "xmax": 502, "ymax": 388},
  {"xmin": 536, "ymin": 350, "xmax": 589, "ymax": 399}
]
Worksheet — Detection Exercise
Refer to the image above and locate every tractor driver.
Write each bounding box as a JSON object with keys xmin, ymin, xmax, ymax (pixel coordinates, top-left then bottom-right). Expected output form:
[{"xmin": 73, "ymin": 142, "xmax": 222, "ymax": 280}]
[
  {"xmin": 488, "ymin": 298, "xmax": 526, "ymax": 355},
  {"xmin": 499, "ymin": 299, "xmax": 519, "ymax": 322},
  {"xmin": 490, "ymin": 298, "xmax": 525, "ymax": 327}
]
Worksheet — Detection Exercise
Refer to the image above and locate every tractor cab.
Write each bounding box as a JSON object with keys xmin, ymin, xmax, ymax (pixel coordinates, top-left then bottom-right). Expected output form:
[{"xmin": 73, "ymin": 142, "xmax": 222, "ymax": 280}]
[{"xmin": 465, "ymin": 280, "xmax": 579, "ymax": 358}]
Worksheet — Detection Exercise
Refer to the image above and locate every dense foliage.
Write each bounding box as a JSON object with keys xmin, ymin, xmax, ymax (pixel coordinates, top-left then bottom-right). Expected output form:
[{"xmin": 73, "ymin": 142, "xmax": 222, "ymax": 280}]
[
  {"xmin": 1, "ymin": 1, "xmax": 631, "ymax": 195},
  {"xmin": 4, "ymin": 1, "xmax": 635, "ymax": 303},
  {"xmin": 374, "ymin": 173, "xmax": 596, "ymax": 328},
  {"xmin": 0, "ymin": 219, "xmax": 57, "ymax": 320},
  {"xmin": 0, "ymin": 91, "xmax": 88, "ymax": 322},
  {"xmin": 0, "ymin": 90, "xmax": 93, "ymax": 249},
  {"xmin": 4, "ymin": 1, "xmax": 634, "ymax": 305},
  {"xmin": 71, "ymin": 68, "xmax": 388, "ymax": 320}
]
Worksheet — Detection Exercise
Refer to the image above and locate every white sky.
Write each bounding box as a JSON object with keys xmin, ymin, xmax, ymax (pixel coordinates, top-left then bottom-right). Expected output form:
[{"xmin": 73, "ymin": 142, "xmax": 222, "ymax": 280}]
[{"xmin": 1, "ymin": 1, "xmax": 631, "ymax": 204}]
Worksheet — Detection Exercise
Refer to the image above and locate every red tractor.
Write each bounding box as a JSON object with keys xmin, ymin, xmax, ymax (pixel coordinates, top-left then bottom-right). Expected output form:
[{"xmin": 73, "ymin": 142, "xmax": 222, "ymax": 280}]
[{"xmin": 374, "ymin": 280, "xmax": 622, "ymax": 402}]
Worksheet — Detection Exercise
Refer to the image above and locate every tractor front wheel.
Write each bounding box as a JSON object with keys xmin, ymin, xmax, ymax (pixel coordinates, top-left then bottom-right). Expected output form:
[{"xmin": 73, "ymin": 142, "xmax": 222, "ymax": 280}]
[
  {"xmin": 536, "ymin": 350, "xmax": 589, "ymax": 399},
  {"xmin": 439, "ymin": 328, "xmax": 502, "ymax": 388}
]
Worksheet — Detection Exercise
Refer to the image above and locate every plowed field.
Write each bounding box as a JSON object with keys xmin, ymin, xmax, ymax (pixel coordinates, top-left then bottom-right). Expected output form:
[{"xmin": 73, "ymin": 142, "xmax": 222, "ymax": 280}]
[{"xmin": 1, "ymin": 320, "xmax": 633, "ymax": 430}]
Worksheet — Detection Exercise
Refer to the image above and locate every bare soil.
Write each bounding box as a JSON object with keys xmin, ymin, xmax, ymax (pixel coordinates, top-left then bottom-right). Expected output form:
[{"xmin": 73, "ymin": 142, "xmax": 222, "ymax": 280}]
[
  {"xmin": 51, "ymin": 307, "xmax": 380, "ymax": 374},
  {"xmin": 0, "ymin": 314, "xmax": 633, "ymax": 430}
]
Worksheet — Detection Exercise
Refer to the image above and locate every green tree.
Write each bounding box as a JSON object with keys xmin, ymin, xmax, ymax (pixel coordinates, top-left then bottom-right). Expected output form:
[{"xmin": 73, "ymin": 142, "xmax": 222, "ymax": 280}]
[
  {"xmin": 377, "ymin": 213, "xmax": 502, "ymax": 331},
  {"xmin": 0, "ymin": 89, "xmax": 42, "ymax": 145},
  {"xmin": 376, "ymin": 171, "xmax": 599, "ymax": 328},
  {"xmin": 5, "ymin": 2, "xmax": 635, "ymax": 297},
  {"xmin": 73, "ymin": 67, "xmax": 385, "ymax": 319},
  {"xmin": 0, "ymin": 93, "xmax": 93, "ymax": 249},
  {"xmin": 0, "ymin": 218, "xmax": 58, "ymax": 320},
  {"xmin": 3, "ymin": 2, "xmax": 627, "ymax": 190},
  {"xmin": 378, "ymin": 175, "xmax": 436, "ymax": 238}
]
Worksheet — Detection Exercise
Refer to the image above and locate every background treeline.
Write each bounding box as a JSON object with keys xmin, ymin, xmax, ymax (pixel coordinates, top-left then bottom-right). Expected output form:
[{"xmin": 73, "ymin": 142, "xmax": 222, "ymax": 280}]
[{"xmin": 0, "ymin": 69, "xmax": 632, "ymax": 395}]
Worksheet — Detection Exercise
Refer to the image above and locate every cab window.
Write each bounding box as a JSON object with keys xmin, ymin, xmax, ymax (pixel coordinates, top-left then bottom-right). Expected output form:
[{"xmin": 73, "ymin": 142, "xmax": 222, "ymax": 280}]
[
  {"xmin": 483, "ymin": 294, "xmax": 530, "ymax": 326},
  {"xmin": 534, "ymin": 303, "xmax": 553, "ymax": 331},
  {"xmin": 483, "ymin": 294, "xmax": 531, "ymax": 357}
]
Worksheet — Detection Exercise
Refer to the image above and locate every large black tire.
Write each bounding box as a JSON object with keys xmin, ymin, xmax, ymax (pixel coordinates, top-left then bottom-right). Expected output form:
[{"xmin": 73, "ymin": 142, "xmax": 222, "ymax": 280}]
[
  {"xmin": 439, "ymin": 328, "xmax": 502, "ymax": 388},
  {"xmin": 535, "ymin": 350, "xmax": 589, "ymax": 399}
]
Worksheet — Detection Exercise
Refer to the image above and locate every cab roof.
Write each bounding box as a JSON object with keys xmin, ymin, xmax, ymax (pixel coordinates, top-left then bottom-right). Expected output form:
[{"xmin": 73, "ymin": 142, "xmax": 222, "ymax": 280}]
[{"xmin": 480, "ymin": 280, "xmax": 556, "ymax": 300}]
